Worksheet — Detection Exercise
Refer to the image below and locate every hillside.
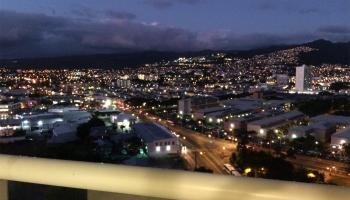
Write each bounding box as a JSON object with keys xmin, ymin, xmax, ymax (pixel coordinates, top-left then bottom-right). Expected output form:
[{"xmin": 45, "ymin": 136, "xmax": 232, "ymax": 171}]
[{"xmin": 0, "ymin": 39, "xmax": 349, "ymax": 68}]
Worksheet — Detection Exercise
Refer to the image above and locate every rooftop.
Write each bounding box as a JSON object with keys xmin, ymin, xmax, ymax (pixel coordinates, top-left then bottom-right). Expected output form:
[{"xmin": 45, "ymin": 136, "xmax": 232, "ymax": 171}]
[
  {"xmin": 133, "ymin": 122, "xmax": 176, "ymax": 143},
  {"xmin": 332, "ymin": 128, "xmax": 350, "ymax": 138},
  {"xmin": 249, "ymin": 110, "xmax": 304, "ymax": 127},
  {"xmin": 221, "ymin": 98, "xmax": 263, "ymax": 111},
  {"xmin": 23, "ymin": 113, "xmax": 62, "ymax": 121},
  {"xmin": 311, "ymin": 115, "xmax": 350, "ymax": 125}
]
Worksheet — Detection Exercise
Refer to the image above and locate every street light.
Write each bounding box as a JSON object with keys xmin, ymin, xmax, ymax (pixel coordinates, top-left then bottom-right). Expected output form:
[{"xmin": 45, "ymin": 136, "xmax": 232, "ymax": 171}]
[{"xmin": 259, "ymin": 129, "xmax": 265, "ymax": 135}]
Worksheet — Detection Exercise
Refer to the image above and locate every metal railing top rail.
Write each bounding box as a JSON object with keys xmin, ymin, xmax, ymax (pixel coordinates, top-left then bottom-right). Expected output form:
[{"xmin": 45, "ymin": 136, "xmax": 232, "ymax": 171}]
[{"xmin": 0, "ymin": 154, "xmax": 349, "ymax": 200}]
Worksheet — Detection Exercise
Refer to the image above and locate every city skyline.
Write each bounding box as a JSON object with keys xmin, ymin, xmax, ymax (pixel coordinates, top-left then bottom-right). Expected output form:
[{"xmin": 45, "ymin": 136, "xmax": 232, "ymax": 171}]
[
  {"xmin": 1, "ymin": 0, "xmax": 350, "ymax": 58},
  {"xmin": 0, "ymin": 1, "xmax": 350, "ymax": 199}
]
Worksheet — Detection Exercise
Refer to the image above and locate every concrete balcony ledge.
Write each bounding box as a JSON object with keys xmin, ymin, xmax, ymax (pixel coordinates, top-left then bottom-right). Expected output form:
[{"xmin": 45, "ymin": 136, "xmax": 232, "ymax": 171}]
[{"xmin": 0, "ymin": 154, "xmax": 350, "ymax": 200}]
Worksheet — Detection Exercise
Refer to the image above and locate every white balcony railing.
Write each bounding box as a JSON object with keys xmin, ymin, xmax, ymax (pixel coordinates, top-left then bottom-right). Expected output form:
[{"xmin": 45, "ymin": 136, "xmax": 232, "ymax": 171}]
[{"xmin": 0, "ymin": 154, "xmax": 349, "ymax": 200}]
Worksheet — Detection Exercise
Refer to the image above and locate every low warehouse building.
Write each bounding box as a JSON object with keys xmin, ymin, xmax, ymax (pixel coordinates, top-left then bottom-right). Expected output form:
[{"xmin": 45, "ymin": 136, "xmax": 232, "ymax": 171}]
[
  {"xmin": 288, "ymin": 122, "xmax": 336, "ymax": 142},
  {"xmin": 133, "ymin": 122, "xmax": 179, "ymax": 157},
  {"xmin": 331, "ymin": 128, "xmax": 350, "ymax": 147},
  {"xmin": 247, "ymin": 110, "xmax": 305, "ymax": 136}
]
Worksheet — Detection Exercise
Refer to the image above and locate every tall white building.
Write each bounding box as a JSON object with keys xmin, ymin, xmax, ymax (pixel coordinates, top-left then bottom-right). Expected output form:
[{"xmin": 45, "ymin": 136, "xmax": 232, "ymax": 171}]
[{"xmin": 295, "ymin": 65, "xmax": 312, "ymax": 92}]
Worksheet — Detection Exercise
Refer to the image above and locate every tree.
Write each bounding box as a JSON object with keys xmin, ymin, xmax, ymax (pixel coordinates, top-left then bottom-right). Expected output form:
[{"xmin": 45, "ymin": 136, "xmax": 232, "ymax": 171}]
[
  {"xmin": 123, "ymin": 136, "xmax": 144, "ymax": 156},
  {"xmin": 286, "ymin": 148, "xmax": 296, "ymax": 158},
  {"xmin": 294, "ymin": 168, "xmax": 324, "ymax": 183},
  {"xmin": 344, "ymin": 144, "xmax": 350, "ymax": 160},
  {"xmin": 297, "ymin": 99, "xmax": 332, "ymax": 116},
  {"xmin": 290, "ymin": 134, "xmax": 319, "ymax": 152},
  {"xmin": 38, "ymin": 99, "xmax": 53, "ymax": 106},
  {"xmin": 233, "ymin": 148, "xmax": 295, "ymax": 181},
  {"xmin": 329, "ymin": 82, "xmax": 350, "ymax": 92},
  {"xmin": 231, "ymin": 148, "xmax": 325, "ymax": 183},
  {"xmin": 76, "ymin": 117, "xmax": 105, "ymax": 140}
]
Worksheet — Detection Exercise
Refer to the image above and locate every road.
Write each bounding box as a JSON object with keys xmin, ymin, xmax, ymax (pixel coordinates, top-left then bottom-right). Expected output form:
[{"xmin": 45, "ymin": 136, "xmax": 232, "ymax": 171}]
[
  {"xmin": 167, "ymin": 122, "xmax": 236, "ymax": 173},
  {"xmin": 130, "ymin": 110, "xmax": 236, "ymax": 173},
  {"xmin": 124, "ymin": 108, "xmax": 350, "ymax": 185}
]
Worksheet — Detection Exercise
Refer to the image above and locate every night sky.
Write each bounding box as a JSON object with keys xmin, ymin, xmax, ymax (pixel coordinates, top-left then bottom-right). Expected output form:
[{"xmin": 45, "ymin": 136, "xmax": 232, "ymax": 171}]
[{"xmin": 1, "ymin": 0, "xmax": 349, "ymax": 58}]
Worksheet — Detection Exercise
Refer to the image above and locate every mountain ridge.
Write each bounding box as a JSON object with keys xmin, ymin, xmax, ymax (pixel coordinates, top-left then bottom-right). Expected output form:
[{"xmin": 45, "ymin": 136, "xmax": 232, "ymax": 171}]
[{"xmin": 1, "ymin": 39, "xmax": 349, "ymax": 68}]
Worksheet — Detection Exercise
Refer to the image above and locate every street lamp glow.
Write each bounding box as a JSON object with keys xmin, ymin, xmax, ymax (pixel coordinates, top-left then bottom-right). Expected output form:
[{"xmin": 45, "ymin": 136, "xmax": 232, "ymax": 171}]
[
  {"xmin": 103, "ymin": 99, "xmax": 112, "ymax": 108},
  {"xmin": 244, "ymin": 168, "xmax": 252, "ymax": 174},
  {"xmin": 259, "ymin": 129, "xmax": 264, "ymax": 135},
  {"xmin": 37, "ymin": 120, "xmax": 43, "ymax": 126},
  {"xmin": 307, "ymin": 172, "xmax": 316, "ymax": 178}
]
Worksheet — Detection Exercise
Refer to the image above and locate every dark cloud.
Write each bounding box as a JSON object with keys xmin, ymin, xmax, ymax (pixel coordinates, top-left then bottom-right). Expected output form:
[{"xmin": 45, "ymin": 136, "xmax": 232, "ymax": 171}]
[
  {"xmin": 0, "ymin": 10, "xmax": 66, "ymax": 47},
  {"xmin": 71, "ymin": 7, "xmax": 98, "ymax": 18},
  {"xmin": 318, "ymin": 25, "xmax": 350, "ymax": 34},
  {"xmin": 0, "ymin": 10, "xmax": 199, "ymax": 58},
  {"xmin": 196, "ymin": 31, "xmax": 316, "ymax": 50},
  {"xmin": 255, "ymin": 0, "xmax": 320, "ymax": 14},
  {"xmin": 72, "ymin": 8, "xmax": 137, "ymax": 21},
  {"xmin": 106, "ymin": 11, "xmax": 136, "ymax": 20},
  {"xmin": 144, "ymin": 0, "xmax": 202, "ymax": 9},
  {"xmin": 0, "ymin": 10, "xmax": 349, "ymax": 58}
]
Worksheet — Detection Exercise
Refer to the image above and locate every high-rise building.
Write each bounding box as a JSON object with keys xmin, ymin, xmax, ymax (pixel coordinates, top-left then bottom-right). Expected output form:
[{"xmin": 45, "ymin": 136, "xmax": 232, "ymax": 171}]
[{"xmin": 295, "ymin": 65, "xmax": 312, "ymax": 92}]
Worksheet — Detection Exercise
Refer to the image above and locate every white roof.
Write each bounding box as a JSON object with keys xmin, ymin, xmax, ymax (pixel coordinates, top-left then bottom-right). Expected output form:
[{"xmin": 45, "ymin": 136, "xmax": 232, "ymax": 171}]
[
  {"xmin": 311, "ymin": 115, "xmax": 350, "ymax": 125},
  {"xmin": 249, "ymin": 110, "xmax": 304, "ymax": 127},
  {"xmin": 52, "ymin": 122, "xmax": 77, "ymax": 135},
  {"xmin": 50, "ymin": 122, "xmax": 78, "ymax": 143},
  {"xmin": 332, "ymin": 128, "xmax": 350, "ymax": 138},
  {"xmin": 133, "ymin": 122, "xmax": 176, "ymax": 143},
  {"xmin": 221, "ymin": 98, "xmax": 262, "ymax": 111}
]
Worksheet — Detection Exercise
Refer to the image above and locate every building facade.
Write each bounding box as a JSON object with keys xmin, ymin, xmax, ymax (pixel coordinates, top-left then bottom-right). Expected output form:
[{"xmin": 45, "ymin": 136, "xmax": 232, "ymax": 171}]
[{"xmin": 295, "ymin": 65, "xmax": 312, "ymax": 92}]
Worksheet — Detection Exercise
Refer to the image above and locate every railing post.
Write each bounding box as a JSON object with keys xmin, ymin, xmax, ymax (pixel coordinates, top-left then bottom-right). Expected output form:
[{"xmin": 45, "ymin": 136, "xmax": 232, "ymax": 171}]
[{"xmin": 0, "ymin": 180, "xmax": 8, "ymax": 200}]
